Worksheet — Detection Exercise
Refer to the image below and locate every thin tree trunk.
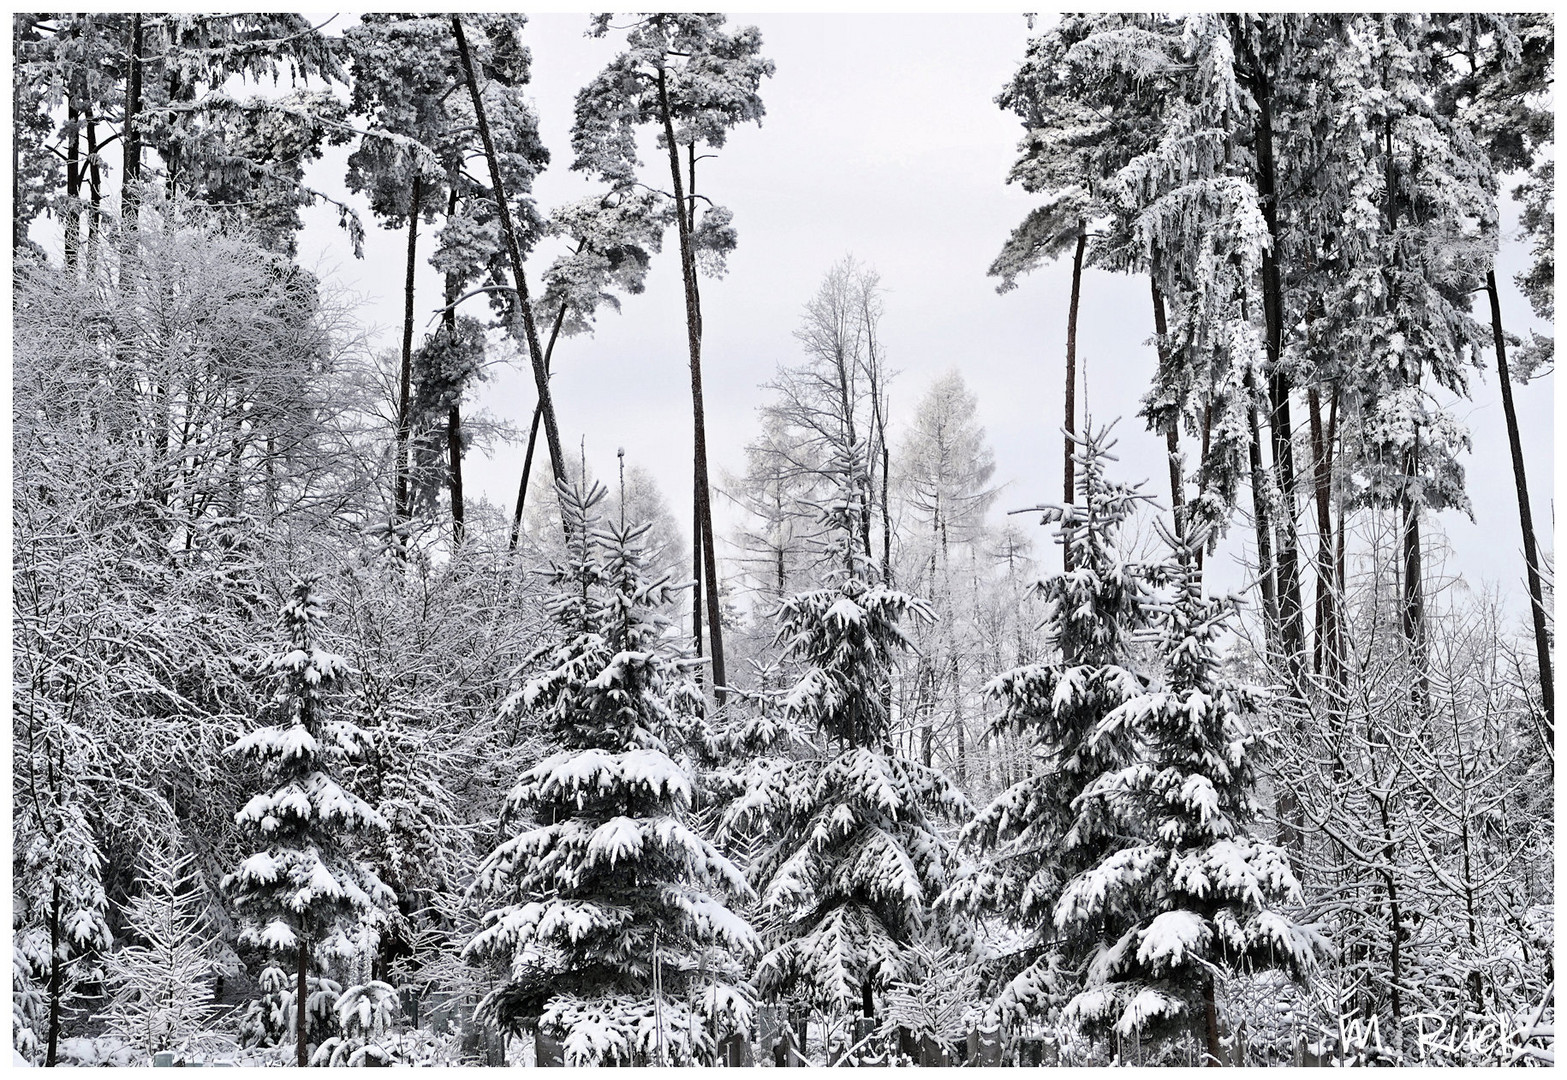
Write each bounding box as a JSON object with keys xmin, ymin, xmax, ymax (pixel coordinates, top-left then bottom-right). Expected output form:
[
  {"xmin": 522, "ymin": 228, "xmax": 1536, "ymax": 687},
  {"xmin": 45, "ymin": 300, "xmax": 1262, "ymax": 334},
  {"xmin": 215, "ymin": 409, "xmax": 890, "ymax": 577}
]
[
  {"xmin": 1402, "ymin": 464, "xmax": 1429, "ymax": 713},
  {"xmin": 296, "ymin": 936, "xmax": 310, "ymax": 1068},
  {"xmin": 11, "ymin": 18, "xmax": 23, "ymax": 252},
  {"xmin": 1063, "ymin": 226, "xmax": 1086, "ymax": 571},
  {"xmin": 1244, "ymin": 369, "xmax": 1281, "ymax": 651},
  {"xmin": 657, "ymin": 65, "xmax": 726, "ymax": 702},
  {"xmin": 448, "ymin": 404, "xmax": 465, "ymax": 545},
  {"xmin": 393, "ymin": 174, "xmax": 421, "ymax": 543},
  {"xmin": 64, "ymin": 105, "xmax": 82, "ymax": 269},
  {"xmin": 86, "ymin": 119, "xmax": 103, "ymax": 266},
  {"xmin": 1488, "ymin": 269, "xmax": 1553, "ymax": 740},
  {"xmin": 452, "ymin": 17, "xmax": 567, "ymax": 506},
  {"xmin": 1308, "ymin": 387, "xmax": 1336, "ymax": 679},
  {"xmin": 693, "ymin": 471, "xmax": 705, "ymax": 660},
  {"xmin": 444, "ymin": 188, "xmax": 465, "ymax": 545},
  {"xmin": 1250, "ymin": 50, "xmax": 1306, "ymax": 679},
  {"xmin": 1150, "ymin": 276, "xmax": 1184, "ymax": 541},
  {"xmin": 1198, "ymin": 399, "xmax": 1212, "ymax": 574}
]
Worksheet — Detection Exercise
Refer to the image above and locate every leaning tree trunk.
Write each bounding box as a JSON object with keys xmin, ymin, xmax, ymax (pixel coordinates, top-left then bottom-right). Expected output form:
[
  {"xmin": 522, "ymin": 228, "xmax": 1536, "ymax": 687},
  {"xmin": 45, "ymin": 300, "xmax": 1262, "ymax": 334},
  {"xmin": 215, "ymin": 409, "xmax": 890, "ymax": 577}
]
[
  {"xmin": 657, "ymin": 65, "xmax": 726, "ymax": 703},
  {"xmin": 1063, "ymin": 226, "xmax": 1086, "ymax": 572},
  {"xmin": 1488, "ymin": 269, "xmax": 1554, "ymax": 742},
  {"xmin": 452, "ymin": 17, "xmax": 568, "ymax": 518}
]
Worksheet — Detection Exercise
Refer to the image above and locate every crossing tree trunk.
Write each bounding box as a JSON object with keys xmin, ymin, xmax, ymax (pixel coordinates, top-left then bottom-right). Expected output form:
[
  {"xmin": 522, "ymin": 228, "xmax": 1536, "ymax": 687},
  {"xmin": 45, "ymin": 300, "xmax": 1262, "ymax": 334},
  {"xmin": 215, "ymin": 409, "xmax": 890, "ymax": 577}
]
[{"xmin": 452, "ymin": 17, "xmax": 568, "ymax": 523}]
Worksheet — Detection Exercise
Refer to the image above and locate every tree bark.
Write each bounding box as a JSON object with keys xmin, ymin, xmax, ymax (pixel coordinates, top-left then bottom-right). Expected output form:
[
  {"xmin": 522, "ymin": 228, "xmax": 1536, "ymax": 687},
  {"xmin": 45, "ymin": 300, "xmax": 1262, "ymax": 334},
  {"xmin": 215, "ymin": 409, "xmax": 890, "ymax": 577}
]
[
  {"xmin": 296, "ymin": 935, "xmax": 310, "ymax": 1068},
  {"xmin": 1063, "ymin": 227, "xmax": 1086, "ymax": 572},
  {"xmin": 693, "ymin": 471, "xmax": 705, "ymax": 660},
  {"xmin": 443, "ymin": 188, "xmax": 465, "ymax": 546},
  {"xmin": 1202, "ymin": 976, "xmax": 1222, "ymax": 1066},
  {"xmin": 45, "ymin": 881, "xmax": 61, "ymax": 1067},
  {"xmin": 657, "ymin": 65, "xmax": 726, "ymax": 702},
  {"xmin": 1402, "ymin": 463, "xmax": 1429, "ymax": 714},
  {"xmin": 1488, "ymin": 269, "xmax": 1553, "ymax": 742},
  {"xmin": 452, "ymin": 17, "xmax": 568, "ymax": 507},
  {"xmin": 1249, "ymin": 44, "xmax": 1306, "ymax": 679},
  {"xmin": 122, "ymin": 14, "xmax": 144, "ymax": 230},
  {"xmin": 64, "ymin": 105, "xmax": 82, "ymax": 269},
  {"xmin": 11, "ymin": 17, "xmax": 23, "ymax": 252},
  {"xmin": 393, "ymin": 174, "xmax": 421, "ymax": 543},
  {"xmin": 447, "ymin": 403, "xmax": 465, "ymax": 545},
  {"xmin": 85, "ymin": 119, "xmax": 103, "ymax": 266},
  {"xmin": 1244, "ymin": 368, "xmax": 1281, "ymax": 653}
]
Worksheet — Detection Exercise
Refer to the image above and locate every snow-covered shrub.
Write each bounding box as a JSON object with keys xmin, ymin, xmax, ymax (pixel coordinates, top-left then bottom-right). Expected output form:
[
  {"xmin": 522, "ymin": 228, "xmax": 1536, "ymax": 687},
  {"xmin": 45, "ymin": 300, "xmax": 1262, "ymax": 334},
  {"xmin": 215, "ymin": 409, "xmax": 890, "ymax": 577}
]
[{"xmin": 311, "ymin": 980, "xmax": 402, "ymax": 1066}]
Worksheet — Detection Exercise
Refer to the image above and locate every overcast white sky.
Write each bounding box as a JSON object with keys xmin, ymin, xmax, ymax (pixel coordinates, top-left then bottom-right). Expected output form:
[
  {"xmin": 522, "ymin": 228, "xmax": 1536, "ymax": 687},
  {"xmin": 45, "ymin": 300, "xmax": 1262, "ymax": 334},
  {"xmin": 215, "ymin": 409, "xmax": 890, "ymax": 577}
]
[{"xmin": 284, "ymin": 13, "xmax": 1554, "ymax": 629}]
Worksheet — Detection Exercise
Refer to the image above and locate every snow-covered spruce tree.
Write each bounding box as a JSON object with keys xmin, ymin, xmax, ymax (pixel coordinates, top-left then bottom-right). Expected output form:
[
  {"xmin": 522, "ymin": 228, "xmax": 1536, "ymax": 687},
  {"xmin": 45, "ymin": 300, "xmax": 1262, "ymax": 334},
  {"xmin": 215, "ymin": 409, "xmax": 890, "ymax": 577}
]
[
  {"xmin": 97, "ymin": 840, "xmax": 218, "ymax": 1060},
  {"xmin": 1057, "ymin": 525, "xmax": 1325, "ymax": 1059},
  {"xmin": 223, "ymin": 580, "xmax": 395, "ymax": 1069},
  {"xmin": 939, "ymin": 426, "xmax": 1154, "ymax": 1027},
  {"xmin": 465, "ymin": 474, "xmax": 756, "ymax": 1066},
  {"xmin": 721, "ymin": 438, "xmax": 969, "ymax": 1025}
]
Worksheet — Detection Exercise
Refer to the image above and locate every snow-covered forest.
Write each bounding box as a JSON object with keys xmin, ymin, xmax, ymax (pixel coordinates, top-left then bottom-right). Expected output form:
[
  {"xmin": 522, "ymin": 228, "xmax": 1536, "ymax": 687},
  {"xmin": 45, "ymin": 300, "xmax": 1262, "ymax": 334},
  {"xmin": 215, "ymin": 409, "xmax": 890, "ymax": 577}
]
[{"xmin": 11, "ymin": 12, "xmax": 1555, "ymax": 1068}]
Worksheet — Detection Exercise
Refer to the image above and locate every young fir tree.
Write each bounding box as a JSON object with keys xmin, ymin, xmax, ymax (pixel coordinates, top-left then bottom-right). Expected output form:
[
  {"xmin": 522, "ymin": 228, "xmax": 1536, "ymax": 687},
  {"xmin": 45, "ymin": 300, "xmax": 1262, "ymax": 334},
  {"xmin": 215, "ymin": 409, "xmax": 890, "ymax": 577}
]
[
  {"xmin": 97, "ymin": 840, "xmax": 219, "ymax": 1060},
  {"xmin": 1057, "ymin": 526, "xmax": 1325, "ymax": 1059},
  {"xmin": 721, "ymin": 439, "xmax": 969, "ymax": 1022},
  {"xmin": 223, "ymin": 580, "xmax": 395, "ymax": 1069},
  {"xmin": 465, "ymin": 470, "xmax": 755, "ymax": 1066},
  {"xmin": 939, "ymin": 427, "xmax": 1153, "ymax": 1024}
]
